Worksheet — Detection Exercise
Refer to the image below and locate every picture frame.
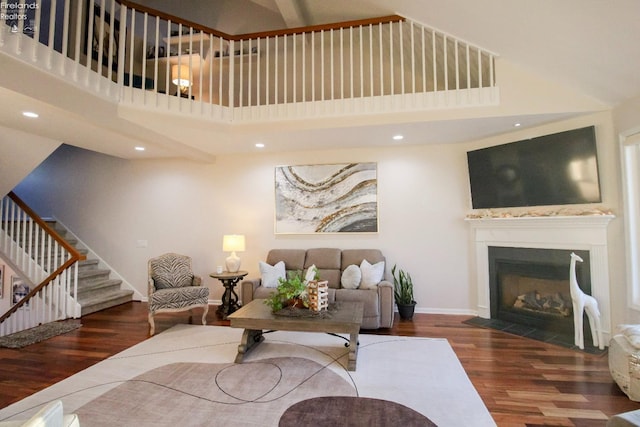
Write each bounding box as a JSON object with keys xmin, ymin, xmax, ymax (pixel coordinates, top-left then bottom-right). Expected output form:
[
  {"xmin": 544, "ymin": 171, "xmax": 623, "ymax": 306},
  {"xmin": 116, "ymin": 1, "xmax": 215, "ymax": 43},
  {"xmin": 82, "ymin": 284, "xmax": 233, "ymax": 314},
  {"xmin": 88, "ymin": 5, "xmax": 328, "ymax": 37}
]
[
  {"xmin": 11, "ymin": 276, "xmax": 30, "ymax": 308},
  {"xmin": 274, "ymin": 162, "xmax": 378, "ymax": 234},
  {"xmin": 84, "ymin": 1, "xmax": 120, "ymax": 71}
]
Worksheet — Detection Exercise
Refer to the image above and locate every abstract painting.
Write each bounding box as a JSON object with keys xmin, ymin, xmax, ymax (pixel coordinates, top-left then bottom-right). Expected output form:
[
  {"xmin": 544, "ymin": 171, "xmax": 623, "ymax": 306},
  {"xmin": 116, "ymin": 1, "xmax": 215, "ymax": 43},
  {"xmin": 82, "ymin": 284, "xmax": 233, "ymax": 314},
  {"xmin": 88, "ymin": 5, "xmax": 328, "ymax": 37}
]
[{"xmin": 275, "ymin": 163, "xmax": 378, "ymax": 234}]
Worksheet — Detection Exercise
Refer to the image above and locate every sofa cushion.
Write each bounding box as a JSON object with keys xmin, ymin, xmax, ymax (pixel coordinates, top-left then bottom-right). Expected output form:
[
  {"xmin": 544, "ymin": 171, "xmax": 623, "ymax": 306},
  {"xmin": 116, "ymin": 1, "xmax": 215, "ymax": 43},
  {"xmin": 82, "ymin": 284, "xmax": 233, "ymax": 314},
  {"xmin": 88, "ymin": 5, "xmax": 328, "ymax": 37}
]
[
  {"xmin": 360, "ymin": 259, "xmax": 385, "ymax": 289},
  {"xmin": 149, "ymin": 286, "xmax": 209, "ymax": 312},
  {"xmin": 341, "ymin": 264, "xmax": 362, "ymax": 289},
  {"xmin": 317, "ymin": 270, "xmax": 341, "ymax": 289},
  {"xmin": 305, "ymin": 248, "xmax": 342, "ymax": 288},
  {"xmin": 341, "ymin": 249, "xmax": 385, "ymax": 272},
  {"xmin": 305, "ymin": 248, "xmax": 341, "ymax": 269},
  {"xmin": 260, "ymin": 261, "xmax": 286, "ymax": 288},
  {"xmin": 267, "ymin": 249, "xmax": 306, "ymax": 271}
]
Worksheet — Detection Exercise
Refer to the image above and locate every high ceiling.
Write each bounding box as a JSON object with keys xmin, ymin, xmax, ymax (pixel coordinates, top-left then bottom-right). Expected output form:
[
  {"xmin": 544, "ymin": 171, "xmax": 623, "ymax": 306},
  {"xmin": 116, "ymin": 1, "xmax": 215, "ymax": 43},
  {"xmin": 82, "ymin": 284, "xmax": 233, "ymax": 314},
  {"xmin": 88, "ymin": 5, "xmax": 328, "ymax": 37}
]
[
  {"xmin": 1, "ymin": 0, "xmax": 639, "ymax": 160},
  {"xmin": 135, "ymin": 0, "xmax": 640, "ymax": 106}
]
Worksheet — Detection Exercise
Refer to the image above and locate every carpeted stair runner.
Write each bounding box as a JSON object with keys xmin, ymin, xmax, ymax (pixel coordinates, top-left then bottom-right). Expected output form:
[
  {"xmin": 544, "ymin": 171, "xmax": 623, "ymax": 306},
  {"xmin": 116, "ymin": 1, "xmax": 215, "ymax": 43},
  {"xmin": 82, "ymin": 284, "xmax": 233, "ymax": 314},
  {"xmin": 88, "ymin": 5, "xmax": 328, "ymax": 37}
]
[{"xmin": 47, "ymin": 221, "xmax": 134, "ymax": 316}]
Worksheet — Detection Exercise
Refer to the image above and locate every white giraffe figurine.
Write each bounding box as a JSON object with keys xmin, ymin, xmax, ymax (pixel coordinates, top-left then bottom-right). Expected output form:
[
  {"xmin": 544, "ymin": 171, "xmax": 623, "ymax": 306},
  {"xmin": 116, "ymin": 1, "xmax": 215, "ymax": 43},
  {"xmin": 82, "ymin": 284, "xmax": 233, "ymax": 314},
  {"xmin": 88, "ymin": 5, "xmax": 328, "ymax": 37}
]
[{"xmin": 569, "ymin": 252, "xmax": 604, "ymax": 350}]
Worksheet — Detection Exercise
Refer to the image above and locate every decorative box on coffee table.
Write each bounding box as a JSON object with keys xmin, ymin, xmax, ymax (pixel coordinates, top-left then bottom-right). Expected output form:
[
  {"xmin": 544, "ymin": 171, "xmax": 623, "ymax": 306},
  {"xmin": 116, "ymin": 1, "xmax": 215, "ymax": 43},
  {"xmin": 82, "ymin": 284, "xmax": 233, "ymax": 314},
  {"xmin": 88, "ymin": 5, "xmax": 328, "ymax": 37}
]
[{"xmin": 307, "ymin": 280, "xmax": 329, "ymax": 312}]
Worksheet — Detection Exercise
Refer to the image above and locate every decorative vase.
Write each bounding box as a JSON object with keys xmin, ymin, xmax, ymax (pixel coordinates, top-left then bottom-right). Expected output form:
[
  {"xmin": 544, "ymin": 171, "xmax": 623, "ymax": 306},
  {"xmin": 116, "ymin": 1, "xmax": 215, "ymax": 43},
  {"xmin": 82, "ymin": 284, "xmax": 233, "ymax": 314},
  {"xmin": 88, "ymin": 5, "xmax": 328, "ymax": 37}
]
[{"xmin": 397, "ymin": 301, "xmax": 416, "ymax": 320}]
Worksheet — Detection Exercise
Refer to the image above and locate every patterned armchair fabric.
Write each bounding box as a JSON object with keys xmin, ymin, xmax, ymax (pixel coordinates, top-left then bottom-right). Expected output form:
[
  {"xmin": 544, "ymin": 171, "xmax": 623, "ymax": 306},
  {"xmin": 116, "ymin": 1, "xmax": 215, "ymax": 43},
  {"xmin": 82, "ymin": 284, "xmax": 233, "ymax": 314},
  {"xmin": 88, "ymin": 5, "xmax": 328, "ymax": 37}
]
[{"xmin": 148, "ymin": 253, "xmax": 209, "ymax": 335}]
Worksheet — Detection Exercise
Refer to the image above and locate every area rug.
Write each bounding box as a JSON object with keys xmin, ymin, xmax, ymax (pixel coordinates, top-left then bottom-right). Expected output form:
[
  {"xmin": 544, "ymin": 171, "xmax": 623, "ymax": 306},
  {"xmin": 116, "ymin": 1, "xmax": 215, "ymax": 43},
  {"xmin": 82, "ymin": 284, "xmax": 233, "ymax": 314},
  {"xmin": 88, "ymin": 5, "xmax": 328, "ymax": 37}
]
[
  {"xmin": 0, "ymin": 325, "xmax": 495, "ymax": 426},
  {"xmin": 0, "ymin": 320, "xmax": 81, "ymax": 348}
]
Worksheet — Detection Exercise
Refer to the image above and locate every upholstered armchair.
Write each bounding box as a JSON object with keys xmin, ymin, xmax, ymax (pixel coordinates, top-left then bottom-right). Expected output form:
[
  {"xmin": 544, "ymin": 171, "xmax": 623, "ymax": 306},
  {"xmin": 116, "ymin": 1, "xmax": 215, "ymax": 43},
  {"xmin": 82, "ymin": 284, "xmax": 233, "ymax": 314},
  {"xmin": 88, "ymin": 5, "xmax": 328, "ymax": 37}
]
[{"xmin": 147, "ymin": 253, "xmax": 210, "ymax": 335}]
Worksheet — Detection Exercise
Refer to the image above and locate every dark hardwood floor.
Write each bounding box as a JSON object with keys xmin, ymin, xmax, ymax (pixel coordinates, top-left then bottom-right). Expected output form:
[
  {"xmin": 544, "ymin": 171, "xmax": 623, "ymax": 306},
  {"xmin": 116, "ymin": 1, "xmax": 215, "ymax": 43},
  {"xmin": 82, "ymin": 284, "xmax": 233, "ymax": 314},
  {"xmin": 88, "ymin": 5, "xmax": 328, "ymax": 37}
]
[{"xmin": 1, "ymin": 301, "xmax": 639, "ymax": 426}]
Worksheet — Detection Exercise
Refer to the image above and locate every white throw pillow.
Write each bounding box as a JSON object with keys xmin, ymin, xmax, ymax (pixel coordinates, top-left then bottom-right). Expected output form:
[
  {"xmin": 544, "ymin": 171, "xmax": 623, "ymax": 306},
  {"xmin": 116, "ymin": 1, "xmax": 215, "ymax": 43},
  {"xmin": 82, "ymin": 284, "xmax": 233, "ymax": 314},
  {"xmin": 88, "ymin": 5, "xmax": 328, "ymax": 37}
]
[
  {"xmin": 259, "ymin": 261, "xmax": 286, "ymax": 288},
  {"xmin": 305, "ymin": 264, "xmax": 318, "ymax": 282},
  {"xmin": 341, "ymin": 264, "xmax": 362, "ymax": 289},
  {"xmin": 360, "ymin": 259, "xmax": 384, "ymax": 289}
]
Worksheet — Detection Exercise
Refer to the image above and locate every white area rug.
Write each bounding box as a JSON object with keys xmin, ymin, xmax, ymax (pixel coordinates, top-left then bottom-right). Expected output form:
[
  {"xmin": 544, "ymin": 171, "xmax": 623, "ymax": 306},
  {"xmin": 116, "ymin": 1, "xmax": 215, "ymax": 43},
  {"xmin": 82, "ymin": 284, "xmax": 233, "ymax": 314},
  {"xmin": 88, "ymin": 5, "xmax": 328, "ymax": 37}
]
[{"xmin": 0, "ymin": 325, "xmax": 495, "ymax": 426}]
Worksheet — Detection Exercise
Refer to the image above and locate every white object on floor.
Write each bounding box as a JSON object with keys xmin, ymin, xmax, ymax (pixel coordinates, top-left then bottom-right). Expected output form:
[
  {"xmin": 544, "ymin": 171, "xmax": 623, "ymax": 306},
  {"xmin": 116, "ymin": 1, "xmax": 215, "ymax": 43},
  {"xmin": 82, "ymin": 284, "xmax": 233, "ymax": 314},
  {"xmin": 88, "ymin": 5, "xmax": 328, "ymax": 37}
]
[
  {"xmin": 609, "ymin": 325, "xmax": 640, "ymax": 402},
  {"xmin": 0, "ymin": 400, "xmax": 79, "ymax": 427},
  {"xmin": 569, "ymin": 252, "xmax": 604, "ymax": 350}
]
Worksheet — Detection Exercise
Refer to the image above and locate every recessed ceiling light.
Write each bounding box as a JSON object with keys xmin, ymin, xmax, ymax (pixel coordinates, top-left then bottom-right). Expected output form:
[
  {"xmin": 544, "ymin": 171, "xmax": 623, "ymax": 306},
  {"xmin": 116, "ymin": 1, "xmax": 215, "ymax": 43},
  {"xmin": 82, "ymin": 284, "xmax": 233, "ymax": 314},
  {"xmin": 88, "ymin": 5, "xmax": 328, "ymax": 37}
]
[
  {"xmin": 392, "ymin": 135, "xmax": 404, "ymax": 140},
  {"xmin": 135, "ymin": 146, "xmax": 145, "ymax": 151},
  {"xmin": 514, "ymin": 123, "xmax": 521, "ymax": 127},
  {"xmin": 22, "ymin": 111, "xmax": 38, "ymax": 118},
  {"xmin": 255, "ymin": 143, "xmax": 265, "ymax": 148}
]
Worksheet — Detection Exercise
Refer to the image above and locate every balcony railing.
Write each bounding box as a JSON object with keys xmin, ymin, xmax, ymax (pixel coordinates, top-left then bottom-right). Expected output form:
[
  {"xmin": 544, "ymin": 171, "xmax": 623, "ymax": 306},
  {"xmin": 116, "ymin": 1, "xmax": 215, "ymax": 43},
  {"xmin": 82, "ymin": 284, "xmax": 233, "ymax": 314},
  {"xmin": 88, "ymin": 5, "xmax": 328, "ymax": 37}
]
[{"xmin": 0, "ymin": 0, "xmax": 499, "ymax": 122}]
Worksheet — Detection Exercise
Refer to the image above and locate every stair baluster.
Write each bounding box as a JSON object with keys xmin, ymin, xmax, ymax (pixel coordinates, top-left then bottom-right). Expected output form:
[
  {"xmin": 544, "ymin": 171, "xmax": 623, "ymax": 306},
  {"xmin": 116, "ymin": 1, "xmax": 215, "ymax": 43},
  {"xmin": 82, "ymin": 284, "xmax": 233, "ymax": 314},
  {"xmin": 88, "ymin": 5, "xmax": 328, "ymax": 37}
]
[{"xmin": 0, "ymin": 192, "xmax": 85, "ymax": 336}]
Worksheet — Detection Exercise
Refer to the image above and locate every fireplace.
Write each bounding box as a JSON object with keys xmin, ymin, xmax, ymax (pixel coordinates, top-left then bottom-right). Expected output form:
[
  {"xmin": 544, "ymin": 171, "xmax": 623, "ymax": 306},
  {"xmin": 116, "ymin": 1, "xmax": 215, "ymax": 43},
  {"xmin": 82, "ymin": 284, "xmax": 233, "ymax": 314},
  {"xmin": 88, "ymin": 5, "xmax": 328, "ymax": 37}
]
[
  {"xmin": 467, "ymin": 214, "xmax": 614, "ymax": 343},
  {"xmin": 489, "ymin": 246, "xmax": 591, "ymax": 335}
]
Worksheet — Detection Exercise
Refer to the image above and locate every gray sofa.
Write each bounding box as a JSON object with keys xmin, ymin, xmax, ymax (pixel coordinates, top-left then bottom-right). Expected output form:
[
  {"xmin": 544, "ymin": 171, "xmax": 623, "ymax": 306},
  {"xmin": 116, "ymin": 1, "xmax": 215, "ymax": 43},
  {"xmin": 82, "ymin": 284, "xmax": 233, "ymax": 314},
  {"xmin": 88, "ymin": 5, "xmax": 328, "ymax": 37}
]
[{"xmin": 240, "ymin": 248, "xmax": 394, "ymax": 329}]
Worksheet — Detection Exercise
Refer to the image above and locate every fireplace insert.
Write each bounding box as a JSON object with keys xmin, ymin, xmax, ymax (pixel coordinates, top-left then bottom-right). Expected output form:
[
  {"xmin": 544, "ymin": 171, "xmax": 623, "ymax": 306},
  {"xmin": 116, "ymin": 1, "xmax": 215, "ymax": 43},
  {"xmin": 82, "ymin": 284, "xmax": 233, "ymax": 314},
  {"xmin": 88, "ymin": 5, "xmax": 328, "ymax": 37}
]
[{"xmin": 489, "ymin": 247, "xmax": 591, "ymax": 336}]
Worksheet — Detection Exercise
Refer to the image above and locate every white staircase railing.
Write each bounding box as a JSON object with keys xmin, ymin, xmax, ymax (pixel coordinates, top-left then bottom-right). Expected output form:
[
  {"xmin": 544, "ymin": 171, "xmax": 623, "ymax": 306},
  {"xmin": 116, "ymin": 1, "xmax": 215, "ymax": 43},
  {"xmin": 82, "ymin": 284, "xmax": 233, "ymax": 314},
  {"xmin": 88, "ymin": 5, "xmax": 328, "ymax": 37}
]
[
  {"xmin": 0, "ymin": 0, "xmax": 498, "ymax": 123},
  {"xmin": 0, "ymin": 192, "xmax": 85, "ymax": 337}
]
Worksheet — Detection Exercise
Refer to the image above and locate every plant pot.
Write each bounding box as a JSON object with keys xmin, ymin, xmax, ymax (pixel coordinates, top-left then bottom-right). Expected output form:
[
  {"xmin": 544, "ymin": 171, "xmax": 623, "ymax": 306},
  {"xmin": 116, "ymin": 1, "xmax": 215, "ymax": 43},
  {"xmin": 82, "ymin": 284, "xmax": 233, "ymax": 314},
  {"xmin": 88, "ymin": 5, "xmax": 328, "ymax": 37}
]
[
  {"xmin": 397, "ymin": 301, "xmax": 416, "ymax": 320},
  {"xmin": 285, "ymin": 297, "xmax": 306, "ymax": 309}
]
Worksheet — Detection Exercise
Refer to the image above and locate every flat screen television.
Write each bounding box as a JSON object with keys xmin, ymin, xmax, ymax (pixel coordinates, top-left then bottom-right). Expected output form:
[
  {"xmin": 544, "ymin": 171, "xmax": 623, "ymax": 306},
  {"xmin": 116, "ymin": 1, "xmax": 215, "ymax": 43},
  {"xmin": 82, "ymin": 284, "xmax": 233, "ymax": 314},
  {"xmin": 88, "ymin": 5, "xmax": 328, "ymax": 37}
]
[{"xmin": 467, "ymin": 126, "xmax": 601, "ymax": 209}]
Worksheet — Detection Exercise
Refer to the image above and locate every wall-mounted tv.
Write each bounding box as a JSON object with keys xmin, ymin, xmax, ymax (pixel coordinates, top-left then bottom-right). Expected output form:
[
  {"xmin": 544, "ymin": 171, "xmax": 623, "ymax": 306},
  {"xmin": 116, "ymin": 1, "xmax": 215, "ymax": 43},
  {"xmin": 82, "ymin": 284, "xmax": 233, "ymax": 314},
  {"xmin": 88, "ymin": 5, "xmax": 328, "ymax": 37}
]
[{"xmin": 467, "ymin": 126, "xmax": 601, "ymax": 209}]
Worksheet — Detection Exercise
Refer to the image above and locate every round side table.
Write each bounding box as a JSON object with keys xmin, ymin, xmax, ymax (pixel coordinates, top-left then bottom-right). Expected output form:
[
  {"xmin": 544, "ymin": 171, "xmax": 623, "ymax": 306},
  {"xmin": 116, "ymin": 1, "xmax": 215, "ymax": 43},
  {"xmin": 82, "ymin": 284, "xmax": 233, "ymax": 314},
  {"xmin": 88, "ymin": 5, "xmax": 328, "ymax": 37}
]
[{"xmin": 209, "ymin": 270, "xmax": 248, "ymax": 319}]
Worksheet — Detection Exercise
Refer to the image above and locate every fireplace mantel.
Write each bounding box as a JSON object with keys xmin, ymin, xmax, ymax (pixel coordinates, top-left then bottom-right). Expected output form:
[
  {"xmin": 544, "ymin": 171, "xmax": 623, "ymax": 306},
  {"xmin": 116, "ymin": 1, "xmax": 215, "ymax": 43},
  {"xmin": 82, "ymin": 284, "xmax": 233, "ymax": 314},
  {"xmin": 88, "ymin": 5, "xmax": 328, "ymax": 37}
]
[
  {"xmin": 467, "ymin": 214, "xmax": 614, "ymax": 341},
  {"xmin": 466, "ymin": 214, "xmax": 613, "ymax": 229}
]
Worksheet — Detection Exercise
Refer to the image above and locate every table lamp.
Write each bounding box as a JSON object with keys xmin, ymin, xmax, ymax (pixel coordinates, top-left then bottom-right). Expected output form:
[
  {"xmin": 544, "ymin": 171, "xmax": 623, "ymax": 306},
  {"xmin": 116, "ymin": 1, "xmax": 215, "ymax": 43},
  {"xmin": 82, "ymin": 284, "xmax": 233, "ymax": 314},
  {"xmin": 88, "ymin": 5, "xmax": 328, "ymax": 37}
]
[
  {"xmin": 171, "ymin": 64, "xmax": 191, "ymax": 95},
  {"xmin": 223, "ymin": 234, "xmax": 245, "ymax": 273}
]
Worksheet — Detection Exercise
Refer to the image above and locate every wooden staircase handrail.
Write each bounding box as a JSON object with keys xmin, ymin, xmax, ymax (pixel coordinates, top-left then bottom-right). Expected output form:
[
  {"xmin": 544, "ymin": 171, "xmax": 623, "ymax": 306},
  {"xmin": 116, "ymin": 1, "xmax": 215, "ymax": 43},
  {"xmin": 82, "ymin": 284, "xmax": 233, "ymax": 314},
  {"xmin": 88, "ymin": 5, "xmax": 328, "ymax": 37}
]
[
  {"xmin": 120, "ymin": 0, "xmax": 403, "ymax": 41},
  {"xmin": 0, "ymin": 192, "xmax": 86, "ymax": 324},
  {"xmin": 7, "ymin": 192, "xmax": 84, "ymax": 258},
  {"xmin": 230, "ymin": 15, "xmax": 405, "ymax": 40}
]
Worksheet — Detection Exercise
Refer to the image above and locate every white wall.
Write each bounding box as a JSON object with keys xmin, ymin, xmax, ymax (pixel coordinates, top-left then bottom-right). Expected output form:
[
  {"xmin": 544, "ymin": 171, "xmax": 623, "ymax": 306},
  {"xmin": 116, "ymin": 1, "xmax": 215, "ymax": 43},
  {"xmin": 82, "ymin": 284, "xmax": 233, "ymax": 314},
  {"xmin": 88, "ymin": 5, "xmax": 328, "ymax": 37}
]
[
  {"xmin": 614, "ymin": 95, "xmax": 640, "ymax": 324},
  {"xmin": 13, "ymin": 111, "xmax": 625, "ymax": 318},
  {"xmin": 14, "ymin": 142, "xmax": 475, "ymax": 313},
  {"xmin": 0, "ymin": 125, "xmax": 61, "ymax": 197}
]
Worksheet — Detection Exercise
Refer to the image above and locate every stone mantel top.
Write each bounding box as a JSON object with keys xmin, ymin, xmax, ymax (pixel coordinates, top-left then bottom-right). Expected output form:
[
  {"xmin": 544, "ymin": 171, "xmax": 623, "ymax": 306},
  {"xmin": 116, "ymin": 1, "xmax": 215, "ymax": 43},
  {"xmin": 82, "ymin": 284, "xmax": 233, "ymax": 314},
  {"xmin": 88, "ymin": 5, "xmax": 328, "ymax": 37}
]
[
  {"xmin": 465, "ymin": 207, "xmax": 615, "ymax": 230},
  {"xmin": 465, "ymin": 214, "xmax": 615, "ymax": 229},
  {"xmin": 465, "ymin": 206, "xmax": 613, "ymax": 220}
]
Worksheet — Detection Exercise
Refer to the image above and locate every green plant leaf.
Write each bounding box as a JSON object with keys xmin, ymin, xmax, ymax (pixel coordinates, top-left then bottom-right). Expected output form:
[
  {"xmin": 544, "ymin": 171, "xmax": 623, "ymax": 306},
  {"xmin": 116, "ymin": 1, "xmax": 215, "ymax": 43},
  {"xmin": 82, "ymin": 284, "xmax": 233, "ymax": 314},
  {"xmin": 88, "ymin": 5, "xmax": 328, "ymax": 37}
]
[
  {"xmin": 264, "ymin": 270, "xmax": 310, "ymax": 312},
  {"xmin": 392, "ymin": 264, "xmax": 414, "ymax": 305}
]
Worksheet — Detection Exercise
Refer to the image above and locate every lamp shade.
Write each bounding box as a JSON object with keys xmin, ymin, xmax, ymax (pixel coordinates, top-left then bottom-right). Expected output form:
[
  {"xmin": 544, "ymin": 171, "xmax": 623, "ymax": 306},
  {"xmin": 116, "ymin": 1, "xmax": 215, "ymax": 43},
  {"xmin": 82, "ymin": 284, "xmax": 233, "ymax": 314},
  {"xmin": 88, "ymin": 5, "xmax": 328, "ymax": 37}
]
[
  {"xmin": 171, "ymin": 64, "xmax": 191, "ymax": 87},
  {"xmin": 223, "ymin": 235, "xmax": 245, "ymax": 253}
]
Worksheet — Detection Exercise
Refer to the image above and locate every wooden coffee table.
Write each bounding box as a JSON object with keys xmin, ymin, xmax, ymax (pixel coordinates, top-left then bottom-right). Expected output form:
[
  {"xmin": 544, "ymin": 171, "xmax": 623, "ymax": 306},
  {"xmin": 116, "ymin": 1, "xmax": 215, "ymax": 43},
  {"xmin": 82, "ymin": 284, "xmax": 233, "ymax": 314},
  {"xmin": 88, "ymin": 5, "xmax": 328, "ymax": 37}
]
[{"xmin": 227, "ymin": 299, "xmax": 364, "ymax": 371}]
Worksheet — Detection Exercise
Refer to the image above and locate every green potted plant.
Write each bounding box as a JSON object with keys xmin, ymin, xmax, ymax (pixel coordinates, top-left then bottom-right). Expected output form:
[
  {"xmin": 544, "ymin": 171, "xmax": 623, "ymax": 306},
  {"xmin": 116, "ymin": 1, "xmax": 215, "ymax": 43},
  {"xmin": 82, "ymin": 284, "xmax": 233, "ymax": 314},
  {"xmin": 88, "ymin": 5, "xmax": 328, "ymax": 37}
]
[
  {"xmin": 392, "ymin": 264, "xmax": 416, "ymax": 320},
  {"xmin": 264, "ymin": 271, "xmax": 309, "ymax": 312}
]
